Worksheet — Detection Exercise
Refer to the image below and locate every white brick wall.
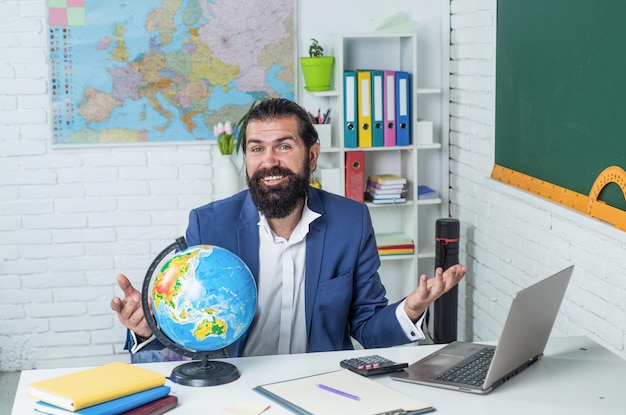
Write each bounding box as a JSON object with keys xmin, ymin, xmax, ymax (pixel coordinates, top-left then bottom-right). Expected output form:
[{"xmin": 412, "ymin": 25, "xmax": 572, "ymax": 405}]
[
  {"xmin": 451, "ymin": 0, "xmax": 626, "ymax": 359},
  {"xmin": 0, "ymin": 0, "xmax": 222, "ymax": 371}
]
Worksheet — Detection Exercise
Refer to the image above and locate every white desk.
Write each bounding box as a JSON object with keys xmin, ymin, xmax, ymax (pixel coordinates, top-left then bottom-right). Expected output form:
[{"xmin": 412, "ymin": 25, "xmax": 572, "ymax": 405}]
[{"xmin": 11, "ymin": 336, "xmax": 626, "ymax": 415}]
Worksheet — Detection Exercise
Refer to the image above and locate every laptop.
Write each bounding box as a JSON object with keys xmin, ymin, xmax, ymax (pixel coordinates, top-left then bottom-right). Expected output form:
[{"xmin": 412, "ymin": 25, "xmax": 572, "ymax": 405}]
[{"xmin": 391, "ymin": 265, "xmax": 574, "ymax": 394}]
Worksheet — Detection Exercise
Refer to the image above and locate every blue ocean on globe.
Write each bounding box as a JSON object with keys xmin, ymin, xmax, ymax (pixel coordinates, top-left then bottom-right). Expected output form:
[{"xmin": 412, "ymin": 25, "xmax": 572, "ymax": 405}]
[{"xmin": 152, "ymin": 245, "xmax": 257, "ymax": 352}]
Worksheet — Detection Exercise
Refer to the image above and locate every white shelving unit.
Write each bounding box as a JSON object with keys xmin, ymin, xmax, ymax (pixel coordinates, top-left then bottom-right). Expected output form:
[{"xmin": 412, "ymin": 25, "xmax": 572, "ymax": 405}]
[{"xmin": 302, "ymin": 31, "xmax": 449, "ymax": 303}]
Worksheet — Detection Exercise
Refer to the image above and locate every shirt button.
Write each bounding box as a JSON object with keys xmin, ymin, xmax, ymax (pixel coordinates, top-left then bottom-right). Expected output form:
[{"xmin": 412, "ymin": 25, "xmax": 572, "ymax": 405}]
[{"xmin": 410, "ymin": 331, "xmax": 416, "ymax": 337}]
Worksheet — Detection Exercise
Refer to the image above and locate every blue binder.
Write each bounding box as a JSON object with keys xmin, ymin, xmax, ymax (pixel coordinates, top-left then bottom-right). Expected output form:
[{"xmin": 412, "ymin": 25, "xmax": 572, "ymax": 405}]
[
  {"xmin": 395, "ymin": 71, "xmax": 411, "ymax": 146},
  {"xmin": 343, "ymin": 71, "xmax": 358, "ymax": 148},
  {"xmin": 370, "ymin": 70, "xmax": 385, "ymax": 147}
]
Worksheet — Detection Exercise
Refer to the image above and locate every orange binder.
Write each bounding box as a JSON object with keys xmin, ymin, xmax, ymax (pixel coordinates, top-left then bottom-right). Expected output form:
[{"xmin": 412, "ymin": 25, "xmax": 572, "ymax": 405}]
[
  {"xmin": 356, "ymin": 71, "xmax": 372, "ymax": 147},
  {"xmin": 345, "ymin": 151, "xmax": 365, "ymax": 202}
]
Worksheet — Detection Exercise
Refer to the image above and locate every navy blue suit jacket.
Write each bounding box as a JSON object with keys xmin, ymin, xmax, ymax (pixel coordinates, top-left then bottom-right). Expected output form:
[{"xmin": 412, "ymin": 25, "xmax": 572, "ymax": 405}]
[{"xmin": 133, "ymin": 188, "xmax": 412, "ymax": 356}]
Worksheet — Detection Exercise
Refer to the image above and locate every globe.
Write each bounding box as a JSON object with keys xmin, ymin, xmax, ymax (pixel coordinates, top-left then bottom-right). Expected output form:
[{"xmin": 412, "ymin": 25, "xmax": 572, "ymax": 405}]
[
  {"xmin": 141, "ymin": 239, "xmax": 257, "ymax": 386},
  {"xmin": 152, "ymin": 245, "xmax": 257, "ymax": 352}
]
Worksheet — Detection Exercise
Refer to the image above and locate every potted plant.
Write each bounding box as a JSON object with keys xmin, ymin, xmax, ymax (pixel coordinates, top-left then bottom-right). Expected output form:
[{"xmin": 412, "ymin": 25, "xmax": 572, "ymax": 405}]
[{"xmin": 299, "ymin": 38, "xmax": 334, "ymax": 92}]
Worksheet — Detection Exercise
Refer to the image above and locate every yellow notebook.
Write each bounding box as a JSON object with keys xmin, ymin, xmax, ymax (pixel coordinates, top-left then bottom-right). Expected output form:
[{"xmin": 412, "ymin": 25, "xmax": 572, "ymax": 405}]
[{"xmin": 29, "ymin": 361, "xmax": 166, "ymax": 411}]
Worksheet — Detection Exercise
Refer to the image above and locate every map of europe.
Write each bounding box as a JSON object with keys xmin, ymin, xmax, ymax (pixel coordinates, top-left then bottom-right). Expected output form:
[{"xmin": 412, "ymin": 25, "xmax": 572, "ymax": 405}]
[{"xmin": 49, "ymin": 0, "xmax": 295, "ymax": 145}]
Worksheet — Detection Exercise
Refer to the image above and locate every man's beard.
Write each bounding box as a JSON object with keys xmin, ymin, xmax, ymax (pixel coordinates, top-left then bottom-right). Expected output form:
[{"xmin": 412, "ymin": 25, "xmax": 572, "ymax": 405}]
[{"xmin": 247, "ymin": 163, "xmax": 311, "ymax": 219}]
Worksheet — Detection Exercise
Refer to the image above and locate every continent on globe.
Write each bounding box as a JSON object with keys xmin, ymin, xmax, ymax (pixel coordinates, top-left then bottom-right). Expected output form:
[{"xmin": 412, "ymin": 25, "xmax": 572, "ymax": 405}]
[{"xmin": 193, "ymin": 314, "xmax": 228, "ymax": 340}]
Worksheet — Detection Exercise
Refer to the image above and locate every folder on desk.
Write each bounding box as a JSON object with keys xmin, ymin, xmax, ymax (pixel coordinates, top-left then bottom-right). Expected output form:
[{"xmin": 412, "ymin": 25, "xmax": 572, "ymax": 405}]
[
  {"xmin": 345, "ymin": 151, "xmax": 365, "ymax": 202},
  {"xmin": 343, "ymin": 71, "xmax": 358, "ymax": 148},
  {"xmin": 254, "ymin": 369, "xmax": 434, "ymax": 415},
  {"xmin": 356, "ymin": 70, "xmax": 372, "ymax": 147},
  {"xmin": 383, "ymin": 70, "xmax": 397, "ymax": 146},
  {"xmin": 395, "ymin": 71, "xmax": 411, "ymax": 146},
  {"xmin": 370, "ymin": 70, "xmax": 384, "ymax": 147}
]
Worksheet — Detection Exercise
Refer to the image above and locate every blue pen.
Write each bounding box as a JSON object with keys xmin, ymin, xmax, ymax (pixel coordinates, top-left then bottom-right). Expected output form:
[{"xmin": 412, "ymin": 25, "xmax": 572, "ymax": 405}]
[
  {"xmin": 324, "ymin": 108, "xmax": 333, "ymax": 124},
  {"xmin": 316, "ymin": 383, "xmax": 361, "ymax": 401}
]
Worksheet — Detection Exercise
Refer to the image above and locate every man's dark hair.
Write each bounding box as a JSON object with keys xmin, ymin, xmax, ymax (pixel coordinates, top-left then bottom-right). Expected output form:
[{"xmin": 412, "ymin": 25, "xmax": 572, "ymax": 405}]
[{"xmin": 240, "ymin": 98, "xmax": 319, "ymax": 152}]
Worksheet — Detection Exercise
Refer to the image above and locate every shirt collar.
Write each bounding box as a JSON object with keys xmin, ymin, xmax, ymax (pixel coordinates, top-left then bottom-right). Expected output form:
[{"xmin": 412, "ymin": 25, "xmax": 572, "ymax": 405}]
[{"xmin": 258, "ymin": 198, "xmax": 321, "ymax": 244}]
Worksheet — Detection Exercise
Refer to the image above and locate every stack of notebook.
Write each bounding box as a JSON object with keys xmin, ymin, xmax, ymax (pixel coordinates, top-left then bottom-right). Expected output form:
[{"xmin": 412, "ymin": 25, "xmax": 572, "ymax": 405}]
[
  {"xmin": 417, "ymin": 185, "xmax": 438, "ymax": 200},
  {"xmin": 365, "ymin": 174, "xmax": 407, "ymax": 204},
  {"xmin": 376, "ymin": 232, "xmax": 415, "ymax": 256},
  {"xmin": 29, "ymin": 362, "xmax": 178, "ymax": 415}
]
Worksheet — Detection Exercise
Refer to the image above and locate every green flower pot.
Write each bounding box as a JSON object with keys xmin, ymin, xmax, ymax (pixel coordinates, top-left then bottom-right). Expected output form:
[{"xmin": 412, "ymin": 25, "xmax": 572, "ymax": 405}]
[{"xmin": 300, "ymin": 56, "xmax": 335, "ymax": 92}]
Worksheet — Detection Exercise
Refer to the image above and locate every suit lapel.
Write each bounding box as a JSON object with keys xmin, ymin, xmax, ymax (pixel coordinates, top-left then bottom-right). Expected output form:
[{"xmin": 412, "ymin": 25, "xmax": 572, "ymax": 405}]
[
  {"xmin": 304, "ymin": 189, "xmax": 327, "ymax": 340},
  {"xmin": 237, "ymin": 194, "xmax": 260, "ymax": 277},
  {"xmin": 231, "ymin": 194, "xmax": 260, "ymax": 356}
]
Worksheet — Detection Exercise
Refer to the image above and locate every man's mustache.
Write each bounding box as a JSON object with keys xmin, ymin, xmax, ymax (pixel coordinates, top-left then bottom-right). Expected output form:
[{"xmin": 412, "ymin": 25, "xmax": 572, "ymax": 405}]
[{"xmin": 251, "ymin": 166, "xmax": 295, "ymax": 184}]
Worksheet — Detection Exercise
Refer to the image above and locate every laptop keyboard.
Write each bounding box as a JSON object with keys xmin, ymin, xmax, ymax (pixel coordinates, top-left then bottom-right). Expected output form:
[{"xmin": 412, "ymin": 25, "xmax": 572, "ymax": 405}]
[{"xmin": 434, "ymin": 347, "xmax": 495, "ymax": 386}]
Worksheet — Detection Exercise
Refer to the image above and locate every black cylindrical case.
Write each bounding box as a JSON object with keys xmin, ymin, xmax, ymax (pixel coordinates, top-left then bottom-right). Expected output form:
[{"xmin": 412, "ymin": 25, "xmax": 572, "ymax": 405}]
[{"xmin": 433, "ymin": 218, "xmax": 460, "ymax": 344}]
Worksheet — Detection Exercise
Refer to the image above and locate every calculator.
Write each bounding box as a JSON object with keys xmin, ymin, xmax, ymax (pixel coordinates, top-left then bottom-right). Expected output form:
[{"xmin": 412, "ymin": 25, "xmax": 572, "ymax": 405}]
[{"xmin": 340, "ymin": 354, "xmax": 409, "ymax": 376}]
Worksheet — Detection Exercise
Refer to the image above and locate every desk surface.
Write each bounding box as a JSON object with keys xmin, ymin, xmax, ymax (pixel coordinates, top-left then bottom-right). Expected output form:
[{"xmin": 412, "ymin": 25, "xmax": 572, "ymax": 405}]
[{"xmin": 12, "ymin": 336, "xmax": 626, "ymax": 415}]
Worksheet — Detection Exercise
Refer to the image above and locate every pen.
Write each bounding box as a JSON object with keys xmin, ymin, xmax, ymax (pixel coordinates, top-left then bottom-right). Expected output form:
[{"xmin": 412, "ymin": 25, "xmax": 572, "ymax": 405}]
[
  {"xmin": 324, "ymin": 108, "xmax": 333, "ymax": 124},
  {"xmin": 316, "ymin": 383, "xmax": 361, "ymax": 401}
]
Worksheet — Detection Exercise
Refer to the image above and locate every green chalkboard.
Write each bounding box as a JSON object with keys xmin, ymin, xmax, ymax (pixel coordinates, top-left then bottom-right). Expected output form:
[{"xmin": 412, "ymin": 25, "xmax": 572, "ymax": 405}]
[{"xmin": 495, "ymin": 0, "xmax": 626, "ymax": 209}]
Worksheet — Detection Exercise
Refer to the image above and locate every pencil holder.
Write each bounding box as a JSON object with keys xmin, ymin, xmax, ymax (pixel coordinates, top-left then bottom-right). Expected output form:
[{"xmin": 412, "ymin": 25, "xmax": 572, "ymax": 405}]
[{"xmin": 314, "ymin": 124, "xmax": 332, "ymax": 148}]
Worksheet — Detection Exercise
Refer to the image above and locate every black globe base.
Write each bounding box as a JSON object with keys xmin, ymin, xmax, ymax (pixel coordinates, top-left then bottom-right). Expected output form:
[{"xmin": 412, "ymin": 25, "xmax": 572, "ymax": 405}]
[{"xmin": 171, "ymin": 359, "xmax": 240, "ymax": 387}]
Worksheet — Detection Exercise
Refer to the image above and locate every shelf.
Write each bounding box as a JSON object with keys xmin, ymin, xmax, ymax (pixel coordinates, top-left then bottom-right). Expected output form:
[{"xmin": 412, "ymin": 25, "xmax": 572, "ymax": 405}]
[
  {"xmin": 416, "ymin": 143, "xmax": 442, "ymax": 150},
  {"xmin": 417, "ymin": 248, "xmax": 436, "ymax": 259},
  {"xmin": 307, "ymin": 89, "xmax": 340, "ymax": 97},
  {"xmin": 417, "ymin": 198, "xmax": 442, "ymax": 206},
  {"xmin": 345, "ymin": 146, "xmax": 414, "ymax": 152},
  {"xmin": 322, "ymin": 145, "xmax": 416, "ymax": 153},
  {"xmin": 365, "ymin": 200, "xmax": 415, "ymax": 209},
  {"xmin": 380, "ymin": 254, "xmax": 416, "ymax": 262},
  {"xmin": 417, "ymin": 88, "xmax": 442, "ymax": 95},
  {"xmin": 300, "ymin": 31, "xmax": 448, "ymax": 302}
]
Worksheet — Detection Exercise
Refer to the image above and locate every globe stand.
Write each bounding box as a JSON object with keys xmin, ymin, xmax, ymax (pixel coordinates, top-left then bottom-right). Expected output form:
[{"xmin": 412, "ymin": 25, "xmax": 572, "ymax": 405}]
[
  {"xmin": 141, "ymin": 237, "xmax": 252, "ymax": 387},
  {"xmin": 170, "ymin": 354, "xmax": 240, "ymax": 387}
]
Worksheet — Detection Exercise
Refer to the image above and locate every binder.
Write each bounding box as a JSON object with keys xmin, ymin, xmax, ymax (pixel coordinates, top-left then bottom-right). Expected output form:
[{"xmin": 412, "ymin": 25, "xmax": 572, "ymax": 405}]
[
  {"xmin": 356, "ymin": 70, "xmax": 372, "ymax": 147},
  {"xmin": 370, "ymin": 70, "xmax": 384, "ymax": 147},
  {"xmin": 343, "ymin": 71, "xmax": 358, "ymax": 148},
  {"xmin": 395, "ymin": 71, "xmax": 411, "ymax": 146},
  {"xmin": 383, "ymin": 70, "xmax": 396, "ymax": 146},
  {"xmin": 345, "ymin": 151, "xmax": 365, "ymax": 202}
]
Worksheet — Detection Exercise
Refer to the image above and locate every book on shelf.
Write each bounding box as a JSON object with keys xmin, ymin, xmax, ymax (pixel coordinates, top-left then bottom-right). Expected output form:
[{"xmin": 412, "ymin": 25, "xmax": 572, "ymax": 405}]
[
  {"xmin": 254, "ymin": 369, "xmax": 434, "ymax": 415},
  {"xmin": 33, "ymin": 386, "xmax": 171, "ymax": 415},
  {"xmin": 366, "ymin": 185, "xmax": 406, "ymax": 196},
  {"xmin": 376, "ymin": 232, "xmax": 415, "ymax": 256},
  {"xmin": 417, "ymin": 185, "xmax": 438, "ymax": 200},
  {"xmin": 29, "ymin": 362, "xmax": 166, "ymax": 411},
  {"xmin": 368, "ymin": 174, "xmax": 407, "ymax": 186},
  {"xmin": 367, "ymin": 180, "xmax": 405, "ymax": 191},
  {"xmin": 378, "ymin": 247, "xmax": 414, "ymax": 256},
  {"xmin": 376, "ymin": 232, "xmax": 414, "ymax": 246},
  {"xmin": 366, "ymin": 190, "xmax": 405, "ymax": 200},
  {"xmin": 365, "ymin": 192, "xmax": 406, "ymax": 204}
]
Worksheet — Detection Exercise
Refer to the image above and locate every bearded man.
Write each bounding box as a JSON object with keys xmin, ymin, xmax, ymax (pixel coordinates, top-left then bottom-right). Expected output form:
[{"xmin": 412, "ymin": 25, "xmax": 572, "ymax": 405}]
[{"xmin": 111, "ymin": 98, "xmax": 467, "ymax": 358}]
